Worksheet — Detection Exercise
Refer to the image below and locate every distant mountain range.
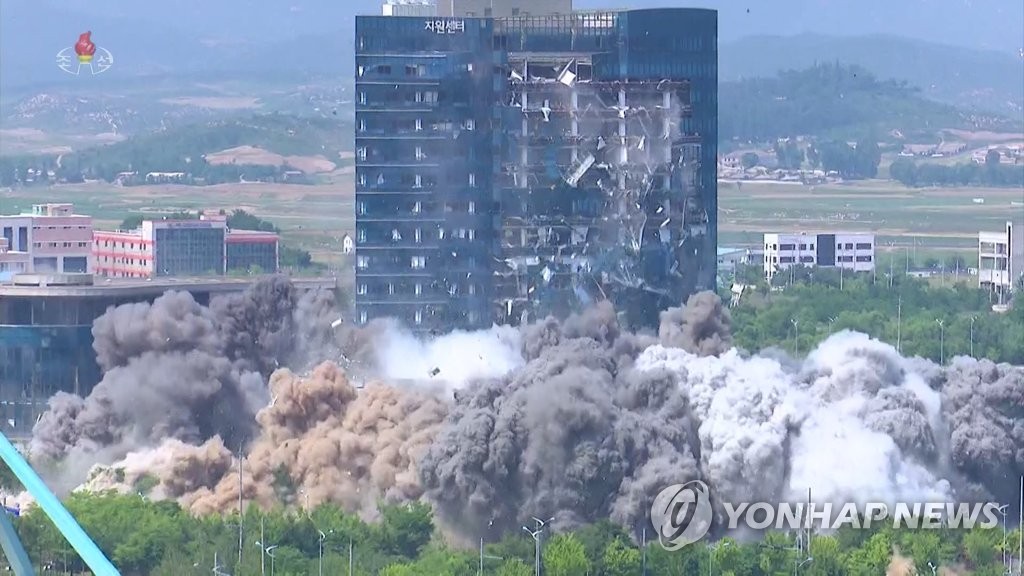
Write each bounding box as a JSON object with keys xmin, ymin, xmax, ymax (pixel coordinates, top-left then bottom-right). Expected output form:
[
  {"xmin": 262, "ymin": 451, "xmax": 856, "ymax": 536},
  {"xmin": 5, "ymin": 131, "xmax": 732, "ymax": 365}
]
[{"xmin": 719, "ymin": 34, "xmax": 1024, "ymax": 117}]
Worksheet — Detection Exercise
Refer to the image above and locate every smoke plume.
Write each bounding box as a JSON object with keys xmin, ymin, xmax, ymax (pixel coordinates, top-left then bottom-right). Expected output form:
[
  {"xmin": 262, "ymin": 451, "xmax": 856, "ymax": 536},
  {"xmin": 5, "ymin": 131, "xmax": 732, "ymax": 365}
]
[
  {"xmin": 31, "ymin": 280, "xmax": 1024, "ymax": 542},
  {"xmin": 30, "ymin": 276, "xmax": 340, "ymax": 485}
]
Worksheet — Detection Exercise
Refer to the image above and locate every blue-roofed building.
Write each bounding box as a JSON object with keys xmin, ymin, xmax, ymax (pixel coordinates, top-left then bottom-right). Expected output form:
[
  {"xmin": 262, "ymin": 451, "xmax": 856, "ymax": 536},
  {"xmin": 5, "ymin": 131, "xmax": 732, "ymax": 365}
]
[{"xmin": 355, "ymin": 4, "xmax": 717, "ymax": 330}]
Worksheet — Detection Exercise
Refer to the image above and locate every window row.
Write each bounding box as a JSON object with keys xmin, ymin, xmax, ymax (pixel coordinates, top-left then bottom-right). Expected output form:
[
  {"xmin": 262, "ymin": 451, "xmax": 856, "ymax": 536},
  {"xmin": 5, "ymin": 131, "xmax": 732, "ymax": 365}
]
[
  {"xmin": 358, "ymin": 172, "xmax": 477, "ymax": 188},
  {"xmin": 356, "ymin": 200, "xmax": 477, "ymax": 215}
]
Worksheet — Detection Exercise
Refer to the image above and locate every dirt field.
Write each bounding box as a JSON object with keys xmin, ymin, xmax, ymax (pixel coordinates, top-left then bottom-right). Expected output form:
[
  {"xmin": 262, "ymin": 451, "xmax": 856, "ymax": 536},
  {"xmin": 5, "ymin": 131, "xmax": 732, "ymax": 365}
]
[
  {"xmin": 158, "ymin": 96, "xmax": 263, "ymax": 110},
  {"xmin": 205, "ymin": 145, "xmax": 337, "ymax": 173}
]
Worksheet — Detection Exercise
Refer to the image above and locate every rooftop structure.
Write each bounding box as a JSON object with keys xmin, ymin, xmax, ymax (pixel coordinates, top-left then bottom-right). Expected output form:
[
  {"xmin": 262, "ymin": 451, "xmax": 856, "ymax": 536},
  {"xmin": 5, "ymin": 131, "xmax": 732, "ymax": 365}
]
[
  {"xmin": 436, "ymin": 0, "xmax": 572, "ymax": 17},
  {"xmin": 0, "ymin": 203, "xmax": 94, "ymax": 276},
  {"xmin": 354, "ymin": 8, "xmax": 718, "ymax": 331},
  {"xmin": 383, "ymin": 0, "xmax": 437, "ymax": 17}
]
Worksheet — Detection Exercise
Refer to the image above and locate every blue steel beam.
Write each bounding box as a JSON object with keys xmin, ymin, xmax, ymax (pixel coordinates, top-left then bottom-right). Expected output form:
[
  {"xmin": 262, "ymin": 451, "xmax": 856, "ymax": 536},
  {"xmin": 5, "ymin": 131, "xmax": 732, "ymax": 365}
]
[
  {"xmin": 0, "ymin": 503, "xmax": 32, "ymax": 575},
  {"xmin": 0, "ymin": 433, "xmax": 120, "ymax": 575}
]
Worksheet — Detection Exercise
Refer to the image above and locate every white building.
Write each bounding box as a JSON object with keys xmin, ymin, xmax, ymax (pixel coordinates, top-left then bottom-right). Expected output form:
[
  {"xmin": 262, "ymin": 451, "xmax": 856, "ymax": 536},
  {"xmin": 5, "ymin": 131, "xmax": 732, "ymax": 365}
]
[
  {"xmin": 0, "ymin": 203, "xmax": 94, "ymax": 275},
  {"xmin": 716, "ymin": 247, "xmax": 748, "ymax": 277},
  {"xmin": 978, "ymin": 220, "xmax": 1023, "ymax": 301},
  {"xmin": 342, "ymin": 234, "xmax": 355, "ymax": 255},
  {"xmin": 763, "ymin": 231, "xmax": 875, "ymax": 281},
  {"xmin": 383, "ymin": 0, "xmax": 437, "ymax": 16}
]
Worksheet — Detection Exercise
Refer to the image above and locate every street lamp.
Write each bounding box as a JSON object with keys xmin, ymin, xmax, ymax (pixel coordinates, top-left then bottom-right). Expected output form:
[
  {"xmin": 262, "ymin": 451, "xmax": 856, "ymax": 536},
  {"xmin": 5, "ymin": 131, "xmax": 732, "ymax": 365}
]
[
  {"xmin": 708, "ymin": 541, "xmax": 731, "ymax": 576},
  {"xmin": 935, "ymin": 319, "xmax": 945, "ymax": 364},
  {"xmin": 827, "ymin": 316, "xmax": 837, "ymax": 335},
  {"xmin": 796, "ymin": 556, "xmax": 814, "ymax": 576},
  {"xmin": 927, "ymin": 561, "xmax": 937, "ymax": 576},
  {"xmin": 996, "ymin": 504, "xmax": 1009, "ymax": 575},
  {"xmin": 522, "ymin": 516, "xmax": 554, "ymax": 576},
  {"xmin": 887, "ymin": 241, "xmax": 895, "ymax": 288},
  {"xmin": 790, "ymin": 318, "xmax": 799, "ymax": 355},
  {"xmin": 266, "ymin": 545, "xmax": 278, "ymax": 576},
  {"xmin": 255, "ymin": 540, "xmax": 275, "ymax": 576},
  {"xmin": 319, "ymin": 529, "xmax": 334, "ymax": 576}
]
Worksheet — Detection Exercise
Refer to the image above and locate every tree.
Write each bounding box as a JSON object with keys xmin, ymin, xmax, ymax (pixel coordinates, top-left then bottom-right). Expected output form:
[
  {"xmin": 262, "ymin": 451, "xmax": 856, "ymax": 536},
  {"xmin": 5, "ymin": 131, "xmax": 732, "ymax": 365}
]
[
  {"xmin": 741, "ymin": 152, "xmax": 760, "ymax": 169},
  {"xmin": 543, "ymin": 533, "xmax": 590, "ymax": 576},
  {"xmin": 985, "ymin": 149, "xmax": 1001, "ymax": 168},
  {"xmin": 378, "ymin": 502, "xmax": 434, "ymax": 559},
  {"xmin": 601, "ymin": 538, "xmax": 642, "ymax": 576},
  {"xmin": 497, "ymin": 558, "xmax": 533, "ymax": 576}
]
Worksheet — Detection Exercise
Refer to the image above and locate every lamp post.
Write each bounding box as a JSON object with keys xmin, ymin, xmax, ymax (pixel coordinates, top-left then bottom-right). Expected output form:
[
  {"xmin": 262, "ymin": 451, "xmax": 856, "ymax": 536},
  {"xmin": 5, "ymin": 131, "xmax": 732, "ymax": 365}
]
[
  {"xmin": 970, "ymin": 316, "xmax": 977, "ymax": 358},
  {"xmin": 791, "ymin": 318, "xmax": 799, "ymax": 356},
  {"xmin": 266, "ymin": 545, "xmax": 278, "ymax": 576},
  {"xmin": 935, "ymin": 319, "xmax": 945, "ymax": 364},
  {"xmin": 319, "ymin": 529, "xmax": 334, "ymax": 576},
  {"xmin": 795, "ymin": 556, "xmax": 814, "ymax": 576},
  {"xmin": 827, "ymin": 316, "xmax": 837, "ymax": 335},
  {"xmin": 522, "ymin": 516, "xmax": 553, "ymax": 576},
  {"xmin": 927, "ymin": 561, "xmax": 937, "ymax": 576},
  {"xmin": 996, "ymin": 504, "xmax": 1009, "ymax": 575},
  {"xmin": 708, "ymin": 541, "xmax": 731, "ymax": 576},
  {"xmin": 888, "ymin": 241, "xmax": 895, "ymax": 288}
]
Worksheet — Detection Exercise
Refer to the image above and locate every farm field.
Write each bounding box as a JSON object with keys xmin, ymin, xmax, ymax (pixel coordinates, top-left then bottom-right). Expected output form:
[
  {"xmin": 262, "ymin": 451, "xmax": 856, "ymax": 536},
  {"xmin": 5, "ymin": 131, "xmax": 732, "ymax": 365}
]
[
  {"xmin": 717, "ymin": 179, "xmax": 1022, "ymax": 257},
  {"xmin": 3, "ymin": 178, "xmax": 1019, "ymax": 267}
]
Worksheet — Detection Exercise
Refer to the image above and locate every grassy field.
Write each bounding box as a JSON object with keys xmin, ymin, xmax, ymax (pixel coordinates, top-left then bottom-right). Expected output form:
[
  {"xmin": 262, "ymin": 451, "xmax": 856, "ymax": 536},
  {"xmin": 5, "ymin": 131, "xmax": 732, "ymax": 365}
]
[
  {"xmin": 3, "ymin": 178, "xmax": 1018, "ymax": 268},
  {"xmin": 718, "ymin": 180, "xmax": 1021, "ymax": 259}
]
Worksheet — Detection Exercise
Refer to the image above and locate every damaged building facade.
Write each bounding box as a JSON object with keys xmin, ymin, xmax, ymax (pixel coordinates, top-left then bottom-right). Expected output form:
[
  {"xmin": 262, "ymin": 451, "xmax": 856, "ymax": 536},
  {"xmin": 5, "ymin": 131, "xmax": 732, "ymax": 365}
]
[{"xmin": 355, "ymin": 7, "xmax": 717, "ymax": 331}]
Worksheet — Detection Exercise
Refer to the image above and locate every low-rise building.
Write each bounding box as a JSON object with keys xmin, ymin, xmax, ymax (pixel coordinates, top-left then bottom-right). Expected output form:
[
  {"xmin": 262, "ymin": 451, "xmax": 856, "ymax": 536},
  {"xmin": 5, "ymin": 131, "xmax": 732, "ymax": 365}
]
[
  {"xmin": 226, "ymin": 230, "xmax": 280, "ymax": 273},
  {"xmin": 978, "ymin": 220, "xmax": 1024, "ymax": 301},
  {"xmin": 763, "ymin": 231, "xmax": 875, "ymax": 281},
  {"xmin": 0, "ymin": 238, "xmax": 30, "ymax": 281},
  {"xmin": 93, "ymin": 214, "xmax": 281, "ymax": 278},
  {"xmin": 0, "ymin": 203, "xmax": 93, "ymax": 275}
]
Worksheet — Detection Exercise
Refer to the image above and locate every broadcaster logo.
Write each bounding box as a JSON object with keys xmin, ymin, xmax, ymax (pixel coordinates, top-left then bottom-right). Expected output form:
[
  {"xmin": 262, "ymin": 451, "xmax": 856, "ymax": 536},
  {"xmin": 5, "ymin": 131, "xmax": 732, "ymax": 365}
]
[
  {"xmin": 650, "ymin": 482, "xmax": 1005, "ymax": 551},
  {"xmin": 650, "ymin": 480, "xmax": 714, "ymax": 551}
]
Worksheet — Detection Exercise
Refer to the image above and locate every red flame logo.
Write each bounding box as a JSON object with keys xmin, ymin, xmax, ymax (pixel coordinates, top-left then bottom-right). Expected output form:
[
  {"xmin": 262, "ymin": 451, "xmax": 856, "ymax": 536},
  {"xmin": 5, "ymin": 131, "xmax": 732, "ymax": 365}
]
[{"xmin": 75, "ymin": 32, "xmax": 96, "ymax": 60}]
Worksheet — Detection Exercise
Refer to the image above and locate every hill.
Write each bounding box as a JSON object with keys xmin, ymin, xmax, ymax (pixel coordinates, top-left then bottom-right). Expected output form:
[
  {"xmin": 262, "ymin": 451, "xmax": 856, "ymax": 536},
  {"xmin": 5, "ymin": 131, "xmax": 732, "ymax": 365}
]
[
  {"xmin": 0, "ymin": 113, "xmax": 353, "ymax": 186},
  {"xmin": 0, "ymin": 75, "xmax": 351, "ymax": 151},
  {"xmin": 719, "ymin": 62, "xmax": 1020, "ymax": 144},
  {"xmin": 719, "ymin": 34, "xmax": 1024, "ymax": 116}
]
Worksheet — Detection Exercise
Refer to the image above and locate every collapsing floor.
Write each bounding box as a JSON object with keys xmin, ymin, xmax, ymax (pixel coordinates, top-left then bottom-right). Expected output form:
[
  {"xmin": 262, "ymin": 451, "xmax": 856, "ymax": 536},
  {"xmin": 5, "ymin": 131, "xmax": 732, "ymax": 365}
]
[{"xmin": 494, "ymin": 54, "xmax": 711, "ymax": 327}]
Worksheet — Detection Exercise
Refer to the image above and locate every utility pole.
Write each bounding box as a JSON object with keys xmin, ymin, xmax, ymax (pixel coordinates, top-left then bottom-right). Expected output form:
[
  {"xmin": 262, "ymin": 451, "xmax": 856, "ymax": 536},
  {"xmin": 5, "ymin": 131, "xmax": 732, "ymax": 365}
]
[
  {"xmin": 1018, "ymin": 476, "xmax": 1022, "ymax": 576},
  {"xmin": 641, "ymin": 527, "xmax": 647, "ymax": 576},
  {"xmin": 348, "ymin": 537, "xmax": 354, "ymax": 576},
  {"xmin": 791, "ymin": 318, "xmax": 799, "ymax": 356},
  {"xmin": 935, "ymin": 318, "xmax": 945, "ymax": 364},
  {"xmin": 896, "ymin": 295, "xmax": 902, "ymax": 354},
  {"xmin": 237, "ymin": 445, "xmax": 243, "ymax": 568},
  {"xmin": 970, "ymin": 316, "xmax": 977, "ymax": 358},
  {"xmin": 261, "ymin": 515, "xmax": 266, "ymax": 576}
]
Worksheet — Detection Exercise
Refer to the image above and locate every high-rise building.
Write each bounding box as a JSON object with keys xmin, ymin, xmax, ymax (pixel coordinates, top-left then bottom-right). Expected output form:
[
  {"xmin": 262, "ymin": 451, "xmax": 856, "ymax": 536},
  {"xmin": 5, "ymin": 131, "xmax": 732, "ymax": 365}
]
[{"xmin": 355, "ymin": 8, "xmax": 717, "ymax": 331}]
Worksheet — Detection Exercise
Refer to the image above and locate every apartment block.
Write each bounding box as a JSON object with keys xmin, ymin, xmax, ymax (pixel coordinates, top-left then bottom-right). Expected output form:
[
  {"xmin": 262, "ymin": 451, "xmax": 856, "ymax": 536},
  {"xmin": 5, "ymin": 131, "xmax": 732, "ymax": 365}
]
[
  {"xmin": 763, "ymin": 232, "xmax": 875, "ymax": 281},
  {"xmin": 0, "ymin": 203, "xmax": 93, "ymax": 275},
  {"xmin": 978, "ymin": 220, "xmax": 1024, "ymax": 300}
]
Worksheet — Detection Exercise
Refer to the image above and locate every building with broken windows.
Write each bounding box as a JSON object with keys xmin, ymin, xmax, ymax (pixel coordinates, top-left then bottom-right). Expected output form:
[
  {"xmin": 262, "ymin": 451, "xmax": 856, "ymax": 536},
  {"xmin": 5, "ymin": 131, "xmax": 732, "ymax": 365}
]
[{"xmin": 355, "ymin": 6, "xmax": 717, "ymax": 331}]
